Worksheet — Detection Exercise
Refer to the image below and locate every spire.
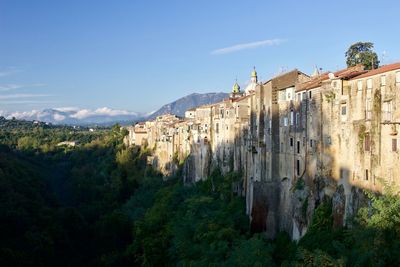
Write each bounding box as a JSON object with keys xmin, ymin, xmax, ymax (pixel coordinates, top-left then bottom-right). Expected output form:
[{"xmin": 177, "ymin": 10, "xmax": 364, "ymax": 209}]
[
  {"xmin": 251, "ymin": 66, "xmax": 257, "ymax": 78},
  {"xmin": 232, "ymin": 78, "xmax": 240, "ymax": 94},
  {"xmin": 311, "ymin": 66, "xmax": 320, "ymax": 77},
  {"xmin": 251, "ymin": 66, "xmax": 258, "ymax": 83}
]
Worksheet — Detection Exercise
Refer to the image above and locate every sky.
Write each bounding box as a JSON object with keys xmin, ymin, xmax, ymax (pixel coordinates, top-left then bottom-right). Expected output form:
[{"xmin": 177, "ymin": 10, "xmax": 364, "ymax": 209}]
[{"xmin": 1, "ymin": 0, "xmax": 400, "ymax": 113}]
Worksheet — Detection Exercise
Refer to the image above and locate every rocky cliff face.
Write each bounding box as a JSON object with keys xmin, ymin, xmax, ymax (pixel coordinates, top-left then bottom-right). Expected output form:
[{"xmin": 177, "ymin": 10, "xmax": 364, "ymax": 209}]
[{"xmin": 134, "ymin": 64, "xmax": 400, "ymax": 241}]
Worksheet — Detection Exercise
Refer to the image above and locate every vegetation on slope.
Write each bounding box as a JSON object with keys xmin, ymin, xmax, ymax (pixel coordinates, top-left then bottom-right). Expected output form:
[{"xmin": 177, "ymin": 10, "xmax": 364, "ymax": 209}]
[{"xmin": 0, "ymin": 118, "xmax": 399, "ymax": 266}]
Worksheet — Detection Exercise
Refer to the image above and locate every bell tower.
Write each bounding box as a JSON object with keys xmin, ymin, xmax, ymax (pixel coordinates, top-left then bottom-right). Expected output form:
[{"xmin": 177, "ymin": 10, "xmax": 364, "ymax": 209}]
[
  {"xmin": 251, "ymin": 66, "xmax": 258, "ymax": 83},
  {"xmin": 230, "ymin": 79, "xmax": 242, "ymax": 99}
]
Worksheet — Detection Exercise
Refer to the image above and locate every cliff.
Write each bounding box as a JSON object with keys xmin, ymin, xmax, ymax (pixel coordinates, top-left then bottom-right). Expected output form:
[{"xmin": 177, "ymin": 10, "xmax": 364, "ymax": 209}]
[{"xmin": 128, "ymin": 63, "xmax": 400, "ymax": 239}]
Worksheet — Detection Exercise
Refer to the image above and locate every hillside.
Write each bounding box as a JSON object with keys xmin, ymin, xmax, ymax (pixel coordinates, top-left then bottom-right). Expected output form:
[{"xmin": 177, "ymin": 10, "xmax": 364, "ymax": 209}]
[
  {"xmin": 147, "ymin": 92, "xmax": 229, "ymax": 119},
  {"xmin": 1, "ymin": 92, "xmax": 229, "ymax": 125},
  {"xmin": 1, "ymin": 119, "xmax": 400, "ymax": 266}
]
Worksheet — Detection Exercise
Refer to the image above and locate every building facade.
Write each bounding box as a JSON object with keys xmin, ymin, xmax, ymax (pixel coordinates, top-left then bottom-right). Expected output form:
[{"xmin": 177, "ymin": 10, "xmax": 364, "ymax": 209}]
[{"xmin": 126, "ymin": 63, "xmax": 400, "ymax": 239}]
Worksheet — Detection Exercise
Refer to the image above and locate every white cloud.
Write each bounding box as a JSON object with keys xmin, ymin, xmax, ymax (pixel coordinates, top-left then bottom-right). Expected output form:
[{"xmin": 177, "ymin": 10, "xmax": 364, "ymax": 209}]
[
  {"xmin": 0, "ymin": 68, "xmax": 20, "ymax": 77},
  {"xmin": 0, "ymin": 93, "xmax": 51, "ymax": 100},
  {"xmin": 0, "ymin": 83, "xmax": 46, "ymax": 92},
  {"xmin": 70, "ymin": 107, "xmax": 138, "ymax": 119},
  {"xmin": 0, "ymin": 84, "xmax": 24, "ymax": 91},
  {"xmin": 211, "ymin": 38, "xmax": 286, "ymax": 55},
  {"xmin": 3, "ymin": 109, "xmax": 41, "ymax": 119},
  {"xmin": 54, "ymin": 107, "xmax": 80, "ymax": 112},
  {"xmin": 53, "ymin": 113, "xmax": 66, "ymax": 121},
  {"xmin": 0, "ymin": 100, "xmax": 55, "ymax": 105},
  {"xmin": 1, "ymin": 107, "xmax": 141, "ymax": 124}
]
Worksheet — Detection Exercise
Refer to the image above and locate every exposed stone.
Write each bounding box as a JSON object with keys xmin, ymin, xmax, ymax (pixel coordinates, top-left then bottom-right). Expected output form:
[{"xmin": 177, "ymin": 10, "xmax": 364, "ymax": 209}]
[{"xmin": 127, "ymin": 63, "xmax": 400, "ymax": 239}]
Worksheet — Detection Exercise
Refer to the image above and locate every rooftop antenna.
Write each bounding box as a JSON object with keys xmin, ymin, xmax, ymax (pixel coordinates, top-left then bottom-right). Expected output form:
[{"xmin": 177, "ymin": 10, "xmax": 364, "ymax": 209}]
[{"xmin": 382, "ymin": 50, "xmax": 387, "ymax": 64}]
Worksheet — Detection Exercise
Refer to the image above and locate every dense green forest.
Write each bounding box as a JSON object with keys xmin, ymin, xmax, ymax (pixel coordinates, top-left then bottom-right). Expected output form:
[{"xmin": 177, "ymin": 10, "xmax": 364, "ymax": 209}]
[{"xmin": 1, "ymin": 117, "xmax": 400, "ymax": 266}]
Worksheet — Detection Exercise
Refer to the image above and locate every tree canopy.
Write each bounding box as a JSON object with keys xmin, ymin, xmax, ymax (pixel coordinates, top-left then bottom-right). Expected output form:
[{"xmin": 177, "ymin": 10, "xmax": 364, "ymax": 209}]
[
  {"xmin": 1, "ymin": 118, "xmax": 400, "ymax": 266},
  {"xmin": 345, "ymin": 42, "xmax": 379, "ymax": 70}
]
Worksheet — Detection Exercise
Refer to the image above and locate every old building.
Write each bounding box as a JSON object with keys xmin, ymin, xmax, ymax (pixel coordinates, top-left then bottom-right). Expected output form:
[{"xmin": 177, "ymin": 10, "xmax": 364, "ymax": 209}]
[{"xmin": 128, "ymin": 63, "xmax": 400, "ymax": 240}]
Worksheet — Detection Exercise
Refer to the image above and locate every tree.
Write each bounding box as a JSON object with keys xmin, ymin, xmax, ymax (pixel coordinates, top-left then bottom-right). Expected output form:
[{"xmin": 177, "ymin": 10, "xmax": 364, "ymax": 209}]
[{"xmin": 345, "ymin": 42, "xmax": 379, "ymax": 70}]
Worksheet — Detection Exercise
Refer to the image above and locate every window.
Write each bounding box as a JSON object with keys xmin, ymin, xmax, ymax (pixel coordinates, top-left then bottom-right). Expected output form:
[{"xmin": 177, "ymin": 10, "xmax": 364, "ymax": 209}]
[
  {"xmin": 309, "ymin": 91, "xmax": 312, "ymax": 99},
  {"xmin": 341, "ymin": 105, "xmax": 347, "ymax": 116},
  {"xmin": 392, "ymin": 139, "xmax": 398, "ymax": 152},
  {"xmin": 297, "ymin": 141, "xmax": 300, "ymax": 154},
  {"xmin": 327, "ymin": 136, "xmax": 331, "ymax": 145},
  {"xmin": 216, "ymin": 123, "xmax": 219, "ymax": 133},
  {"xmin": 382, "ymin": 101, "xmax": 392, "ymax": 122},
  {"xmin": 297, "ymin": 93, "xmax": 301, "ymax": 102},
  {"xmin": 296, "ymin": 113, "xmax": 300, "ymax": 126},
  {"xmin": 366, "ymin": 99, "xmax": 372, "ymax": 120},
  {"xmin": 396, "ymin": 71, "xmax": 400, "ymax": 83},
  {"xmin": 365, "ymin": 135, "xmax": 371, "ymax": 151},
  {"xmin": 357, "ymin": 80, "xmax": 363, "ymax": 91},
  {"xmin": 367, "ymin": 78, "xmax": 373, "ymax": 89},
  {"xmin": 310, "ymin": 139, "xmax": 313, "ymax": 147},
  {"xmin": 381, "ymin": 75, "xmax": 386, "ymax": 86},
  {"xmin": 290, "ymin": 111, "xmax": 294, "ymax": 126},
  {"xmin": 296, "ymin": 160, "xmax": 300, "ymax": 176},
  {"xmin": 279, "ymin": 91, "xmax": 286, "ymax": 101},
  {"xmin": 290, "ymin": 138, "xmax": 293, "ymax": 147},
  {"xmin": 365, "ymin": 169, "xmax": 369, "ymax": 181},
  {"xmin": 302, "ymin": 92, "xmax": 306, "ymax": 100},
  {"xmin": 283, "ymin": 117, "xmax": 288, "ymax": 127}
]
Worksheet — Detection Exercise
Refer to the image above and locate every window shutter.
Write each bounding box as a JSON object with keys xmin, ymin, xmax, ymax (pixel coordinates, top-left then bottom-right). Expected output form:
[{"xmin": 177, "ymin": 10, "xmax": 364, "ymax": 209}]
[
  {"xmin": 357, "ymin": 80, "xmax": 363, "ymax": 91},
  {"xmin": 367, "ymin": 78, "xmax": 373, "ymax": 89},
  {"xmin": 381, "ymin": 75, "xmax": 386, "ymax": 86},
  {"xmin": 365, "ymin": 135, "xmax": 370, "ymax": 151}
]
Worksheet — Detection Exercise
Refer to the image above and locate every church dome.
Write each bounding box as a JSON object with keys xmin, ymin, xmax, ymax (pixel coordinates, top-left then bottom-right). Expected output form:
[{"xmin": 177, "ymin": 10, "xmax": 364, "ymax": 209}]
[
  {"xmin": 251, "ymin": 67, "xmax": 257, "ymax": 78},
  {"xmin": 232, "ymin": 81, "xmax": 241, "ymax": 93}
]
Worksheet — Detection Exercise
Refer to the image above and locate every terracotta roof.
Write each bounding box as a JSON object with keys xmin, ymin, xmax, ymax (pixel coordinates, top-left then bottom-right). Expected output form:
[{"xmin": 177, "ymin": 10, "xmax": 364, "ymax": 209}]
[
  {"xmin": 296, "ymin": 72, "xmax": 330, "ymax": 91},
  {"xmin": 296, "ymin": 65, "xmax": 366, "ymax": 92},
  {"xmin": 333, "ymin": 64, "xmax": 365, "ymax": 79},
  {"xmin": 231, "ymin": 94, "xmax": 250, "ymax": 102},
  {"xmin": 350, "ymin": 62, "xmax": 400, "ymax": 80}
]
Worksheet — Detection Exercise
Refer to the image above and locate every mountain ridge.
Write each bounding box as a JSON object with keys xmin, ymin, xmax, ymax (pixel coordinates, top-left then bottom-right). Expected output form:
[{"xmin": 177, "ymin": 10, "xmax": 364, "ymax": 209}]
[
  {"xmin": 0, "ymin": 92, "xmax": 229, "ymax": 125},
  {"xmin": 147, "ymin": 92, "xmax": 229, "ymax": 119}
]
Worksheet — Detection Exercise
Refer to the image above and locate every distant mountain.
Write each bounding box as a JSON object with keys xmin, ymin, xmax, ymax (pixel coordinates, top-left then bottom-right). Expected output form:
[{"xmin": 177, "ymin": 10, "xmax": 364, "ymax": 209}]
[
  {"xmin": 147, "ymin": 92, "xmax": 229, "ymax": 119},
  {"xmin": 0, "ymin": 107, "xmax": 144, "ymax": 126},
  {"xmin": 0, "ymin": 92, "xmax": 229, "ymax": 125}
]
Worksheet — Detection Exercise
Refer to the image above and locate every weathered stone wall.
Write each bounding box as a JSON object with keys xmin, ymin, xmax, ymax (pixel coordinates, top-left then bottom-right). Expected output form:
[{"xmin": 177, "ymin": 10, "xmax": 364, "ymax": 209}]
[{"xmin": 129, "ymin": 64, "xmax": 400, "ymax": 240}]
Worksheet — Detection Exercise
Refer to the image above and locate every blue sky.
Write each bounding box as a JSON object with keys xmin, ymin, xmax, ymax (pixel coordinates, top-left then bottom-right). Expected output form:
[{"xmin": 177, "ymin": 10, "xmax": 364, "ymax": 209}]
[{"xmin": 1, "ymin": 0, "xmax": 399, "ymax": 113}]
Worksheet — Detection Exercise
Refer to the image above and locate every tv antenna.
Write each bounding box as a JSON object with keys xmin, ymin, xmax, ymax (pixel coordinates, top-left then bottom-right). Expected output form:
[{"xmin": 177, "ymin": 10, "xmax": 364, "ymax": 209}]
[{"xmin": 382, "ymin": 50, "xmax": 387, "ymax": 64}]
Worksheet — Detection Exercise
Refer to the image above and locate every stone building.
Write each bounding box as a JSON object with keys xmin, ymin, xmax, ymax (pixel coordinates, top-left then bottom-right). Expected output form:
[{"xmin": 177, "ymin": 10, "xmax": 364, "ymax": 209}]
[{"xmin": 127, "ymin": 63, "xmax": 400, "ymax": 240}]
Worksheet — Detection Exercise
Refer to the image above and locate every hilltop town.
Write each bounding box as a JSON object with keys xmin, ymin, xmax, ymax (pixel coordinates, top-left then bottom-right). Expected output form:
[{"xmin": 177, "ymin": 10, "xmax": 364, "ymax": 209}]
[{"xmin": 125, "ymin": 63, "xmax": 400, "ymax": 239}]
